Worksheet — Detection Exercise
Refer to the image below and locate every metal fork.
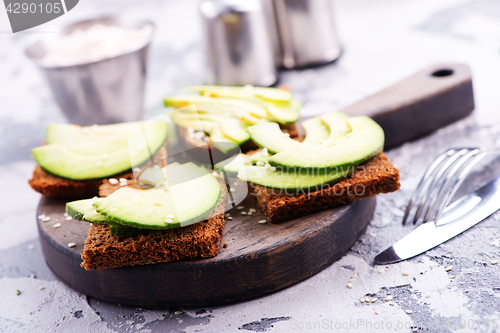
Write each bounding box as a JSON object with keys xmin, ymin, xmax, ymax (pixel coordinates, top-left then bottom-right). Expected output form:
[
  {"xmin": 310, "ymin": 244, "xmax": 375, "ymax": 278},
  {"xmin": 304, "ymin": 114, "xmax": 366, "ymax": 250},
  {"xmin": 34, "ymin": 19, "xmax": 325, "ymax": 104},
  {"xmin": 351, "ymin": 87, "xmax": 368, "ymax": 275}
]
[{"xmin": 402, "ymin": 147, "xmax": 494, "ymax": 226}]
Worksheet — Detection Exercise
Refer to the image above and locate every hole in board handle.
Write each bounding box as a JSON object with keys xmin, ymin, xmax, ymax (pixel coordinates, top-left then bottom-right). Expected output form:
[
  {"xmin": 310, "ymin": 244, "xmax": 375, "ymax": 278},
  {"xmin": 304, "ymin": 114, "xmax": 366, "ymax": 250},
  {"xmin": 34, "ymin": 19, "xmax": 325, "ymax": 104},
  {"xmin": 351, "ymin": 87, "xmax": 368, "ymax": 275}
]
[{"xmin": 431, "ymin": 69, "xmax": 454, "ymax": 77}]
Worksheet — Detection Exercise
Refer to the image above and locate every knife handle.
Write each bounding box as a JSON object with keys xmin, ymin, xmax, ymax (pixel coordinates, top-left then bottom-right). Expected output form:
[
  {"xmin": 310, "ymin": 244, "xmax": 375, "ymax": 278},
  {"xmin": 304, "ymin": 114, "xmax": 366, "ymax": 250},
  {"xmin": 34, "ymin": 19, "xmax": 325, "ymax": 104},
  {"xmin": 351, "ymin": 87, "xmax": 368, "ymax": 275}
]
[{"xmin": 341, "ymin": 63, "xmax": 474, "ymax": 149}]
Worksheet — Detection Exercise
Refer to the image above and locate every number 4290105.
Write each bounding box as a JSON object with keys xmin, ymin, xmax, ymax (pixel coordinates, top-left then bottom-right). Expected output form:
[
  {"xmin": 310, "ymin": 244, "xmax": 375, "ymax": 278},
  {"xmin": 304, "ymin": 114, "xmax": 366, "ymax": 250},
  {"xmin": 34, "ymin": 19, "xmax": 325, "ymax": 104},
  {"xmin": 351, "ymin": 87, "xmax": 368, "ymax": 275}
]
[{"xmin": 6, "ymin": 2, "xmax": 61, "ymax": 14}]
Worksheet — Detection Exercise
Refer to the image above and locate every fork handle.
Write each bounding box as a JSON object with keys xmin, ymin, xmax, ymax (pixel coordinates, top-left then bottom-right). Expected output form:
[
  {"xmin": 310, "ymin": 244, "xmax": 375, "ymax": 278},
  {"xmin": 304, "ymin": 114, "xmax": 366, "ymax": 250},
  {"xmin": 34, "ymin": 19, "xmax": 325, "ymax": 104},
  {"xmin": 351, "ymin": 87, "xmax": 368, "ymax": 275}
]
[{"xmin": 341, "ymin": 63, "xmax": 474, "ymax": 149}]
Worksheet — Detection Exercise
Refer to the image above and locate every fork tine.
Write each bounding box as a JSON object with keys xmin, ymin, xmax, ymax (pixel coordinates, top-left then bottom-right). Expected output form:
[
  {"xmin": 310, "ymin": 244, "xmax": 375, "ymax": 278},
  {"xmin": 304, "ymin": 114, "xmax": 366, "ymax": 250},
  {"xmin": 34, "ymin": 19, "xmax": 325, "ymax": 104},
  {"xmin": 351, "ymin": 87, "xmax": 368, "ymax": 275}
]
[
  {"xmin": 412, "ymin": 149, "xmax": 468, "ymax": 225},
  {"xmin": 434, "ymin": 149, "xmax": 490, "ymax": 226},
  {"xmin": 402, "ymin": 149, "xmax": 456, "ymax": 225},
  {"xmin": 422, "ymin": 149, "xmax": 479, "ymax": 225}
]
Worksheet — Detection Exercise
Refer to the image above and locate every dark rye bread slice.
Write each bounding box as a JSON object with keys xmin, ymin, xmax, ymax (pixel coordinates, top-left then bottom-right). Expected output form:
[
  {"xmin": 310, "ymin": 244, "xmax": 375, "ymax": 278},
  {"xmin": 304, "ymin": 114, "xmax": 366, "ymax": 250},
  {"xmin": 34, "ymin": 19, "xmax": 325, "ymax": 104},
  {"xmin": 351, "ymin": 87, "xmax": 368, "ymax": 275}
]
[
  {"xmin": 251, "ymin": 152, "xmax": 400, "ymax": 223},
  {"xmin": 28, "ymin": 145, "xmax": 167, "ymax": 199},
  {"xmin": 81, "ymin": 179, "xmax": 227, "ymax": 270}
]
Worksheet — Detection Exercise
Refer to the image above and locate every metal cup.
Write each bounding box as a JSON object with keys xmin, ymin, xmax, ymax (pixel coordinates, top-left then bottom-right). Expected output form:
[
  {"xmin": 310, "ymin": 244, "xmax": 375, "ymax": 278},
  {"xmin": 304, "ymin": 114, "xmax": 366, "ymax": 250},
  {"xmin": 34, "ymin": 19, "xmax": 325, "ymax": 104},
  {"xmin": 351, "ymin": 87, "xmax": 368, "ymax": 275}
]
[
  {"xmin": 25, "ymin": 16, "xmax": 154, "ymax": 125},
  {"xmin": 199, "ymin": 0, "xmax": 278, "ymax": 86}
]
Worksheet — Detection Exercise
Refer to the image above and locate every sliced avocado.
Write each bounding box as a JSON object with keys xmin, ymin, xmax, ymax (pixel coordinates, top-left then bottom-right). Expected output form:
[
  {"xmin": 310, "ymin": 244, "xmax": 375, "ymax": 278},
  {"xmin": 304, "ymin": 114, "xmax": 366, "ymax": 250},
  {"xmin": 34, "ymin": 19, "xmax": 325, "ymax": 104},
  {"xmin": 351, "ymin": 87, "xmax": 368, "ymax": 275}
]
[
  {"xmin": 270, "ymin": 116, "xmax": 384, "ymax": 169},
  {"xmin": 93, "ymin": 169, "xmax": 221, "ymax": 229},
  {"xmin": 237, "ymin": 165, "xmax": 355, "ymax": 190},
  {"xmin": 46, "ymin": 122, "xmax": 143, "ymax": 156},
  {"xmin": 301, "ymin": 117, "xmax": 330, "ymax": 144},
  {"xmin": 263, "ymin": 100, "xmax": 300, "ymax": 124},
  {"xmin": 32, "ymin": 121, "xmax": 168, "ymax": 180},
  {"xmin": 183, "ymin": 85, "xmax": 293, "ymax": 102},
  {"xmin": 164, "ymin": 95, "xmax": 268, "ymax": 119},
  {"xmin": 66, "ymin": 199, "xmax": 121, "ymax": 226},
  {"xmin": 215, "ymin": 153, "xmax": 270, "ymax": 176},
  {"xmin": 171, "ymin": 105, "xmax": 261, "ymax": 125},
  {"xmin": 247, "ymin": 122, "xmax": 300, "ymax": 154},
  {"xmin": 320, "ymin": 111, "xmax": 351, "ymax": 145}
]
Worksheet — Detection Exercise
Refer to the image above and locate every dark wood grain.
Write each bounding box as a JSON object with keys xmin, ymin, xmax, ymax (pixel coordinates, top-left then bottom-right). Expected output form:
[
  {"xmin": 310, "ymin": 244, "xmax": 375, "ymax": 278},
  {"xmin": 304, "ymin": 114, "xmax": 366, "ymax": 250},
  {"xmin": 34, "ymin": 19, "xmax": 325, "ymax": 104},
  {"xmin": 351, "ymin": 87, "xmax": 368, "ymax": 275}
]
[
  {"xmin": 341, "ymin": 63, "xmax": 474, "ymax": 149},
  {"xmin": 37, "ymin": 195, "xmax": 375, "ymax": 308}
]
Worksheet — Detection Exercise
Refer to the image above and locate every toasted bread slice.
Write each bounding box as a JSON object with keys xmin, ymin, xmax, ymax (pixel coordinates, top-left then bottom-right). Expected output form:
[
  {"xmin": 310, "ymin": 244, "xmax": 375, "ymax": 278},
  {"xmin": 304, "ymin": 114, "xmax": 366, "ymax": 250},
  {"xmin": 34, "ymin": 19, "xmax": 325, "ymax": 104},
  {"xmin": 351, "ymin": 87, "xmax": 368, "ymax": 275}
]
[
  {"xmin": 29, "ymin": 145, "xmax": 167, "ymax": 199},
  {"xmin": 81, "ymin": 178, "xmax": 227, "ymax": 270},
  {"xmin": 251, "ymin": 152, "xmax": 400, "ymax": 223}
]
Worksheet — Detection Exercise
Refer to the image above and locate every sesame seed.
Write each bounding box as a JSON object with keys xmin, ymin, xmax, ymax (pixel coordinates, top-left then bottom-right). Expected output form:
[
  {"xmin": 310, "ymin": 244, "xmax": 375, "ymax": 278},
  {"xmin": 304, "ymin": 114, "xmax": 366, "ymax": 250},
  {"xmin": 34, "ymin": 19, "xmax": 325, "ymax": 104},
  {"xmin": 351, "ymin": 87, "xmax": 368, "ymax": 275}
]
[
  {"xmin": 65, "ymin": 216, "xmax": 72, "ymax": 221},
  {"xmin": 241, "ymin": 211, "xmax": 247, "ymax": 215},
  {"xmin": 166, "ymin": 214, "xmax": 174, "ymax": 219},
  {"xmin": 119, "ymin": 178, "xmax": 128, "ymax": 183},
  {"xmin": 445, "ymin": 265, "xmax": 453, "ymax": 272},
  {"xmin": 270, "ymin": 167, "xmax": 276, "ymax": 172},
  {"xmin": 378, "ymin": 267, "xmax": 384, "ymax": 274},
  {"xmin": 41, "ymin": 216, "xmax": 51, "ymax": 222},
  {"xmin": 405, "ymin": 309, "xmax": 413, "ymax": 314},
  {"xmin": 119, "ymin": 182, "xmax": 127, "ymax": 186},
  {"xmin": 360, "ymin": 297, "xmax": 365, "ymax": 303},
  {"xmin": 370, "ymin": 298, "xmax": 378, "ymax": 303},
  {"xmin": 82, "ymin": 127, "xmax": 89, "ymax": 133},
  {"xmin": 247, "ymin": 211, "xmax": 253, "ymax": 216},
  {"xmin": 402, "ymin": 271, "xmax": 410, "ymax": 276},
  {"xmin": 425, "ymin": 292, "xmax": 430, "ymax": 298},
  {"xmin": 351, "ymin": 273, "xmax": 358, "ymax": 279},
  {"xmin": 229, "ymin": 188, "xmax": 235, "ymax": 192},
  {"xmin": 133, "ymin": 167, "xmax": 141, "ymax": 173},
  {"xmin": 347, "ymin": 283, "xmax": 353, "ymax": 289},
  {"xmin": 175, "ymin": 311, "xmax": 183, "ymax": 315},
  {"xmin": 256, "ymin": 161, "xmax": 265, "ymax": 167},
  {"xmin": 63, "ymin": 213, "xmax": 68, "ymax": 217},
  {"xmin": 109, "ymin": 178, "xmax": 118, "ymax": 185},
  {"xmin": 244, "ymin": 159, "xmax": 251, "ymax": 164},
  {"xmin": 249, "ymin": 208, "xmax": 256, "ymax": 212},
  {"xmin": 258, "ymin": 219, "xmax": 267, "ymax": 224},
  {"xmin": 448, "ymin": 275, "xmax": 455, "ymax": 279},
  {"xmin": 348, "ymin": 278, "xmax": 355, "ymax": 283},
  {"xmin": 28, "ymin": 244, "xmax": 35, "ymax": 250},
  {"xmin": 68, "ymin": 243, "xmax": 76, "ymax": 248},
  {"xmin": 236, "ymin": 206, "xmax": 244, "ymax": 210},
  {"xmin": 102, "ymin": 153, "xmax": 108, "ymax": 159},
  {"xmin": 385, "ymin": 295, "xmax": 393, "ymax": 301},
  {"xmin": 38, "ymin": 214, "xmax": 46, "ymax": 219},
  {"xmin": 154, "ymin": 165, "xmax": 160, "ymax": 170},
  {"xmin": 491, "ymin": 260, "xmax": 499, "ymax": 265},
  {"xmin": 227, "ymin": 217, "xmax": 233, "ymax": 220},
  {"xmin": 96, "ymin": 161, "xmax": 103, "ymax": 167},
  {"xmin": 283, "ymin": 133, "xmax": 290, "ymax": 137},
  {"xmin": 53, "ymin": 223, "xmax": 61, "ymax": 228},
  {"xmin": 225, "ymin": 213, "xmax": 231, "ymax": 217},
  {"xmin": 212, "ymin": 171, "xmax": 219, "ymax": 177},
  {"xmin": 164, "ymin": 219, "xmax": 173, "ymax": 223},
  {"xmin": 38, "ymin": 286, "xmax": 45, "ymax": 290}
]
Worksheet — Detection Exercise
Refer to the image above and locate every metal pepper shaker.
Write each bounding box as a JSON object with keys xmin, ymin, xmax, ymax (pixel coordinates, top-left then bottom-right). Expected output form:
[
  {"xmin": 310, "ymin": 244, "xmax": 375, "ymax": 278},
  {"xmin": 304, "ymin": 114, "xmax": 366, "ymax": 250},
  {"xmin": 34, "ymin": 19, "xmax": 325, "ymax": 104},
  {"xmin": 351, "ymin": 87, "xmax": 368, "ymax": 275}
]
[{"xmin": 199, "ymin": 0, "xmax": 278, "ymax": 86}]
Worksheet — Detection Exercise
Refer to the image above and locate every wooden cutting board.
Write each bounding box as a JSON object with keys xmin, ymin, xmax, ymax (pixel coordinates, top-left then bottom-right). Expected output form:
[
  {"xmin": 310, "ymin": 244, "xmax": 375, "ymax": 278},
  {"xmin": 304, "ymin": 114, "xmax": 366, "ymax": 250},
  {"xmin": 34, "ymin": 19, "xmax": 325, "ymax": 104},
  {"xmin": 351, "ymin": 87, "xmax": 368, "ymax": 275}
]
[{"xmin": 36, "ymin": 63, "xmax": 474, "ymax": 308}]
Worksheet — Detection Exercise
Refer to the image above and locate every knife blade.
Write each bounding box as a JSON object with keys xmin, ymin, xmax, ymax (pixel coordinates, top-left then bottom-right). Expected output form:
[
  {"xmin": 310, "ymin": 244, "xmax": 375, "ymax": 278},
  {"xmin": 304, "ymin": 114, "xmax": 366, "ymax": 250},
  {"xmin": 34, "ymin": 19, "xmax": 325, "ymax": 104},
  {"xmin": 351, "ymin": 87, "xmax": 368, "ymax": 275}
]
[{"xmin": 375, "ymin": 176, "xmax": 500, "ymax": 264}]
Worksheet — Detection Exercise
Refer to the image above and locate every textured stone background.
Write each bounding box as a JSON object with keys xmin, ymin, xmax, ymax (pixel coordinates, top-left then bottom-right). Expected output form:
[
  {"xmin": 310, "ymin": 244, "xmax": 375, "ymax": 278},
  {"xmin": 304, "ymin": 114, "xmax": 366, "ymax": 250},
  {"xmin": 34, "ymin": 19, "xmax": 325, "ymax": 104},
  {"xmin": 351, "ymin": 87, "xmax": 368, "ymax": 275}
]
[{"xmin": 2, "ymin": 0, "xmax": 500, "ymax": 332}]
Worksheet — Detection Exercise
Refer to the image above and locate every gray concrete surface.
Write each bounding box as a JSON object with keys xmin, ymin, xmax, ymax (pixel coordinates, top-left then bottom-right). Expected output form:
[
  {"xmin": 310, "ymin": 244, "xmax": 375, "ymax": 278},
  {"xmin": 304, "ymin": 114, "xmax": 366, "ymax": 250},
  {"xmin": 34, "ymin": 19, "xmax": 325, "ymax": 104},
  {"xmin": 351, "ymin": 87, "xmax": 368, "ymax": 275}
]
[{"xmin": 2, "ymin": 0, "xmax": 500, "ymax": 332}]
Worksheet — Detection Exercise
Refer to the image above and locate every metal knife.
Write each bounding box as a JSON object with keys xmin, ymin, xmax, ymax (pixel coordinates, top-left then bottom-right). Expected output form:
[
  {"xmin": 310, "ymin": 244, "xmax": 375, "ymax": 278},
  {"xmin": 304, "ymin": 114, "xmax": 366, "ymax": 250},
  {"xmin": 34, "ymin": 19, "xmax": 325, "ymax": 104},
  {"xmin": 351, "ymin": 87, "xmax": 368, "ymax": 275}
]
[{"xmin": 375, "ymin": 176, "xmax": 500, "ymax": 264}]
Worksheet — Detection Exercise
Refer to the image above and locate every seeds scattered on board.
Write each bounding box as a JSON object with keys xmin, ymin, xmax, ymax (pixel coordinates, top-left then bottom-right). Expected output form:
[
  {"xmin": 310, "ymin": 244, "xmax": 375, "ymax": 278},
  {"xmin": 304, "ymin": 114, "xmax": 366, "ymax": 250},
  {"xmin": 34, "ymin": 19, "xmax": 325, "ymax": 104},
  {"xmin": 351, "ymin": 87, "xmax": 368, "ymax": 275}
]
[
  {"xmin": 402, "ymin": 271, "xmax": 410, "ymax": 276},
  {"xmin": 38, "ymin": 214, "xmax": 46, "ymax": 219},
  {"xmin": 175, "ymin": 311, "xmax": 183, "ymax": 315},
  {"xmin": 348, "ymin": 278, "xmax": 355, "ymax": 283},
  {"xmin": 370, "ymin": 298, "xmax": 378, "ymax": 303},
  {"xmin": 227, "ymin": 217, "xmax": 233, "ymax": 221},
  {"xmin": 229, "ymin": 188, "xmax": 236, "ymax": 192},
  {"xmin": 40, "ymin": 216, "xmax": 51, "ymax": 222},
  {"xmin": 258, "ymin": 219, "xmax": 267, "ymax": 224},
  {"xmin": 53, "ymin": 223, "xmax": 61, "ymax": 228},
  {"xmin": 360, "ymin": 297, "xmax": 365, "ymax": 303},
  {"xmin": 448, "ymin": 275, "xmax": 455, "ymax": 279},
  {"xmin": 247, "ymin": 211, "xmax": 253, "ymax": 216},
  {"xmin": 236, "ymin": 206, "xmax": 244, "ymax": 210},
  {"xmin": 67, "ymin": 242, "xmax": 76, "ymax": 248},
  {"xmin": 133, "ymin": 167, "xmax": 141, "ymax": 173},
  {"xmin": 225, "ymin": 213, "xmax": 231, "ymax": 217},
  {"xmin": 425, "ymin": 292, "xmax": 431, "ymax": 298},
  {"xmin": 241, "ymin": 211, "xmax": 247, "ymax": 215},
  {"xmin": 64, "ymin": 212, "xmax": 68, "ymax": 217},
  {"xmin": 28, "ymin": 244, "xmax": 35, "ymax": 250},
  {"xmin": 385, "ymin": 295, "xmax": 393, "ymax": 302},
  {"xmin": 405, "ymin": 309, "xmax": 413, "ymax": 314},
  {"xmin": 65, "ymin": 216, "xmax": 72, "ymax": 221},
  {"xmin": 445, "ymin": 265, "xmax": 453, "ymax": 272},
  {"xmin": 378, "ymin": 267, "xmax": 384, "ymax": 274},
  {"xmin": 351, "ymin": 273, "xmax": 358, "ymax": 279},
  {"xmin": 109, "ymin": 178, "xmax": 118, "ymax": 185},
  {"xmin": 491, "ymin": 260, "xmax": 499, "ymax": 265},
  {"xmin": 38, "ymin": 286, "xmax": 45, "ymax": 291},
  {"xmin": 347, "ymin": 283, "xmax": 353, "ymax": 289}
]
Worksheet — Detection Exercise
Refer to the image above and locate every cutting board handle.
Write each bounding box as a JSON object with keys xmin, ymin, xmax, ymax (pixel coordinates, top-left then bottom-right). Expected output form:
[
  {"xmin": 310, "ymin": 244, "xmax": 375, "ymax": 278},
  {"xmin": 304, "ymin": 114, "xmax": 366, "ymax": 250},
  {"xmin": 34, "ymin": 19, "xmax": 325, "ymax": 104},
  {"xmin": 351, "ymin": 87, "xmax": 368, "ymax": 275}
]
[{"xmin": 341, "ymin": 63, "xmax": 474, "ymax": 149}]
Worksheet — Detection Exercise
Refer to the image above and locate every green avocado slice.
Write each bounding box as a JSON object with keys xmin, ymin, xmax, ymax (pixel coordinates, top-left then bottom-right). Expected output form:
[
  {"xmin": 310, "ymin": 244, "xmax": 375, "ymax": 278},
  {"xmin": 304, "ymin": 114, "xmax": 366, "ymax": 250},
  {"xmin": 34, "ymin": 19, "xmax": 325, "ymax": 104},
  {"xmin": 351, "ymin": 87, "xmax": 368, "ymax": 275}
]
[
  {"xmin": 92, "ymin": 172, "xmax": 221, "ymax": 229},
  {"xmin": 214, "ymin": 153, "xmax": 270, "ymax": 176},
  {"xmin": 183, "ymin": 85, "xmax": 293, "ymax": 102},
  {"xmin": 237, "ymin": 165, "xmax": 355, "ymax": 190},
  {"xmin": 66, "ymin": 199, "xmax": 121, "ymax": 226},
  {"xmin": 32, "ymin": 121, "xmax": 168, "ymax": 180},
  {"xmin": 263, "ymin": 100, "xmax": 300, "ymax": 125},
  {"xmin": 270, "ymin": 116, "xmax": 384, "ymax": 169},
  {"xmin": 301, "ymin": 117, "xmax": 330, "ymax": 144},
  {"xmin": 247, "ymin": 122, "xmax": 301, "ymax": 154},
  {"xmin": 320, "ymin": 111, "xmax": 351, "ymax": 146},
  {"xmin": 46, "ymin": 122, "xmax": 143, "ymax": 156}
]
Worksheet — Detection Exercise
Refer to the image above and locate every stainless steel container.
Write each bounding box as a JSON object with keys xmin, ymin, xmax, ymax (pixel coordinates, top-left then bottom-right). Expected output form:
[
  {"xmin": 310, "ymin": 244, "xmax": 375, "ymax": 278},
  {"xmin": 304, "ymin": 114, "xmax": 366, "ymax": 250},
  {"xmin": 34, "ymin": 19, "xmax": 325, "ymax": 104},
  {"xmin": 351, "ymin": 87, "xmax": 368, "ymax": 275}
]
[
  {"xmin": 25, "ymin": 16, "xmax": 154, "ymax": 126},
  {"xmin": 272, "ymin": 0, "xmax": 341, "ymax": 68},
  {"xmin": 199, "ymin": 0, "xmax": 278, "ymax": 86}
]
